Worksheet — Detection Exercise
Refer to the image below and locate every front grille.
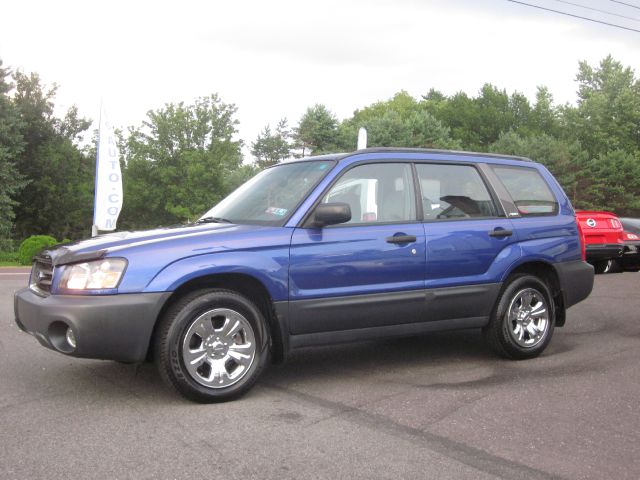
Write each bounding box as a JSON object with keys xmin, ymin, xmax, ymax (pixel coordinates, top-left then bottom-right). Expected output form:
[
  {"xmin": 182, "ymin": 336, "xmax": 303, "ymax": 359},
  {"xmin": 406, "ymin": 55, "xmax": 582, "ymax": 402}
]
[{"xmin": 30, "ymin": 255, "xmax": 54, "ymax": 295}]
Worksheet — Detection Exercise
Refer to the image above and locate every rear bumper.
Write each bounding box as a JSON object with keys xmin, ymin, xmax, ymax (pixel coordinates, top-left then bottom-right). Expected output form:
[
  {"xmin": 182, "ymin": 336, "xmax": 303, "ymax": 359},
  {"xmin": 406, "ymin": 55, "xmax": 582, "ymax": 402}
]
[
  {"xmin": 622, "ymin": 242, "xmax": 640, "ymax": 270},
  {"xmin": 554, "ymin": 260, "xmax": 594, "ymax": 309},
  {"xmin": 14, "ymin": 288, "xmax": 171, "ymax": 362},
  {"xmin": 586, "ymin": 244, "xmax": 623, "ymax": 262}
]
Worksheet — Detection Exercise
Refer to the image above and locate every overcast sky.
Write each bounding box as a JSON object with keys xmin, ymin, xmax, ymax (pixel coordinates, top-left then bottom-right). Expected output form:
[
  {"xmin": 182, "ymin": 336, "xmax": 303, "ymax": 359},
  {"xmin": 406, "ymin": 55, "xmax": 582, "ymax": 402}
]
[{"xmin": 1, "ymin": 0, "xmax": 638, "ymax": 157}]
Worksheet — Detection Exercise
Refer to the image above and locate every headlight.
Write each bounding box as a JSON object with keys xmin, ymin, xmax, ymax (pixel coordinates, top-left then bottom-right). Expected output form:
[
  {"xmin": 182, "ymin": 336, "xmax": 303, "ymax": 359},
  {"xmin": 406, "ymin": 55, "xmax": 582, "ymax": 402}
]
[{"xmin": 59, "ymin": 258, "xmax": 127, "ymax": 291}]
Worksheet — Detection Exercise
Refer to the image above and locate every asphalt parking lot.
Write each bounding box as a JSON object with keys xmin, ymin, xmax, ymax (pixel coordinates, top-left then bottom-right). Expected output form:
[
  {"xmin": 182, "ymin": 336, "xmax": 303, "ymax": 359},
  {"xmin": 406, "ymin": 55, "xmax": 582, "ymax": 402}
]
[{"xmin": 1, "ymin": 269, "xmax": 639, "ymax": 480}]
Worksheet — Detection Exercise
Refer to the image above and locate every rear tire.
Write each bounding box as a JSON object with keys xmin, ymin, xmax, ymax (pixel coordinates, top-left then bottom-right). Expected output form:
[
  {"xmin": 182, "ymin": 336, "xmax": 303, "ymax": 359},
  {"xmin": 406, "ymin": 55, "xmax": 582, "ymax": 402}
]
[
  {"xmin": 593, "ymin": 261, "xmax": 606, "ymax": 274},
  {"xmin": 607, "ymin": 259, "xmax": 623, "ymax": 273},
  {"xmin": 594, "ymin": 259, "xmax": 622, "ymax": 274},
  {"xmin": 483, "ymin": 274, "xmax": 555, "ymax": 360},
  {"xmin": 155, "ymin": 289, "xmax": 269, "ymax": 403}
]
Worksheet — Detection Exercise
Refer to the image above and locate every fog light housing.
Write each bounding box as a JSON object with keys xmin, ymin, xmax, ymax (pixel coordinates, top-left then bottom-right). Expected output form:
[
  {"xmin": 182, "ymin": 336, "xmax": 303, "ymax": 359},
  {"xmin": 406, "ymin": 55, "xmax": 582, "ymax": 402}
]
[{"xmin": 66, "ymin": 327, "xmax": 77, "ymax": 349}]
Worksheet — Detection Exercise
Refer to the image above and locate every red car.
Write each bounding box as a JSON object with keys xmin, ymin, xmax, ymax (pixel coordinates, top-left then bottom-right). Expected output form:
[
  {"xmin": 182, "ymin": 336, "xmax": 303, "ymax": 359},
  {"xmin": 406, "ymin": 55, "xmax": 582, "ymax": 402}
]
[
  {"xmin": 576, "ymin": 211, "xmax": 624, "ymax": 273},
  {"xmin": 620, "ymin": 218, "xmax": 640, "ymax": 272}
]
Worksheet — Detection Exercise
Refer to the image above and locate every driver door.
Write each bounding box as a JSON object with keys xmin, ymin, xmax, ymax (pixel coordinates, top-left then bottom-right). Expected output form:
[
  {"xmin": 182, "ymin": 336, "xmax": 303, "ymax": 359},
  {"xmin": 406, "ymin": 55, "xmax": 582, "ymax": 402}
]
[{"xmin": 288, "ymin": 162, "xmax": 426, "ymax": 335}]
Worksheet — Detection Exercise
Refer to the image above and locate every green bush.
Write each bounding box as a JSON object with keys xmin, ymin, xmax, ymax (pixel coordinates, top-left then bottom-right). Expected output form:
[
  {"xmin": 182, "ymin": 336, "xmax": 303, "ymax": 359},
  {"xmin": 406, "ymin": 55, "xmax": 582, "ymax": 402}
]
[{"xmin": 18, "ymin": 235, "xmax": 58, "ymax": 265}]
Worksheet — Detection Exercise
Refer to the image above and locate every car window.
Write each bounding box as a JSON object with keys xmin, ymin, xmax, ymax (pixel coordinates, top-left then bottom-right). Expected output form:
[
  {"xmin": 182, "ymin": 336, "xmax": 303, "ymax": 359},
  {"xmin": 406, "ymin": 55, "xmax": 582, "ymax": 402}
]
[
  {"xmin": 492, "ymin": 166, "xmax": 558, "ymax": 216},
  {"xmin": 322, "ymin": 163, "xmax": 416, "ymax": 224},
  {"xmin": 415, "ymin": 164, "xmax": 498, "ymax": 220},
  {"xmin": 621, "ymin": 218, "xmax": 640, "ymax": 234}
]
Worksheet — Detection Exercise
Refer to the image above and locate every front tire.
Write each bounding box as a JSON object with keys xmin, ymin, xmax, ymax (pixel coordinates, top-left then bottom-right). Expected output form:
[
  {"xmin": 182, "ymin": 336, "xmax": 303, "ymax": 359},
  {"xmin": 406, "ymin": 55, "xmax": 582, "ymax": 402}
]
[
  {"xmin": 483, "ymin": 274, "xmax": 555, "ymax": 360},
  {"xmin": 155, "ymin": 289, "xmax": 269, "ymax": 403}
]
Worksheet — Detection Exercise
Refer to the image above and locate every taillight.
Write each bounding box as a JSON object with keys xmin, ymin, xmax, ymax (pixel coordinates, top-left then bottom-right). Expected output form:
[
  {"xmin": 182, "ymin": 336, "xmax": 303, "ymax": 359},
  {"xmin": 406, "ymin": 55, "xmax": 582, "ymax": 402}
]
[
  {"xmin": 576, "ymin": 219, "xmax": 586, "ymax": 261},
  {"xmin": 610, "ymin": 218, "xmax": 621, "ymax": 229}
]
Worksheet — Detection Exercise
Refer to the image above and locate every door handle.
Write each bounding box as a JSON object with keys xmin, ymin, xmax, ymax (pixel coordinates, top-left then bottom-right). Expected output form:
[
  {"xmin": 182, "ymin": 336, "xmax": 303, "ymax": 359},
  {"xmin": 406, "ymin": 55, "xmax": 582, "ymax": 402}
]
[
  {"xmin": 488, "ymin": 228, "xmax": 513, "ymax": 238},
  {"xmin": 386, "ymin": 235, "xmax": 417, "ymax": 244}
]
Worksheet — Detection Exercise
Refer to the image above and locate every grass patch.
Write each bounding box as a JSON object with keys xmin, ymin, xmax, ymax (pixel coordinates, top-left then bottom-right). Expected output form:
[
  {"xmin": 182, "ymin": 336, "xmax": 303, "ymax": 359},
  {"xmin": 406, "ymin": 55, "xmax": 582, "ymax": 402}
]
[
  {"xmin": 0, "ymin": 251, "xmax": 20, "ymax": 266},
  {"xmin": 0, "ymin": 261, "xmax": 22, "ymax": 267}
]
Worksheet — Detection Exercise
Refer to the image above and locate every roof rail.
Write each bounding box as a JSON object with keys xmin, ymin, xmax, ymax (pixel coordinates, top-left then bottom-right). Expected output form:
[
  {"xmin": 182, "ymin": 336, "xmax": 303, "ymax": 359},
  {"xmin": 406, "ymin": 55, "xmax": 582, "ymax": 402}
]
[{"xmin": 343, "ymin": 147, "xmax": 533, "ymax": 162}]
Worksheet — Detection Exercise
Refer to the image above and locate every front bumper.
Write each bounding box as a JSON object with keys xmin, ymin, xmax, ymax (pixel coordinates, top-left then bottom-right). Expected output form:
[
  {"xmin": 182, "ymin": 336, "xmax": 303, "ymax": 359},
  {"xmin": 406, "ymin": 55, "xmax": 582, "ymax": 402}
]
[{"xmin": 14, "ymin": 288, "xmax": 171, "ymax": 362}]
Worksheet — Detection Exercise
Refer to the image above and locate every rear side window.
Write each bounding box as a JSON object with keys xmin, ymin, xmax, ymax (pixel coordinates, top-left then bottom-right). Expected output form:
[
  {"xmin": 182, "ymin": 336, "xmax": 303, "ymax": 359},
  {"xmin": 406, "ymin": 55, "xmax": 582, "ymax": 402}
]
[
  {"xmin": 492, "ymin": 166, "xmax": 558, "ymax": 216},
  {"xmin": 416, "ymin": 164, "xmax": 498, "ymax": 220}
]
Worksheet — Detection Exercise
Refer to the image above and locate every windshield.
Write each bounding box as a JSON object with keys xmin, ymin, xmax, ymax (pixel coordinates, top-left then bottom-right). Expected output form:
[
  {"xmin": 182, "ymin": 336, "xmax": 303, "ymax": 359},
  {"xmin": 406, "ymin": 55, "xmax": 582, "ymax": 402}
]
[{"xmin": 200, "ymin": 160, "xmax": 335, "ymax": 225}]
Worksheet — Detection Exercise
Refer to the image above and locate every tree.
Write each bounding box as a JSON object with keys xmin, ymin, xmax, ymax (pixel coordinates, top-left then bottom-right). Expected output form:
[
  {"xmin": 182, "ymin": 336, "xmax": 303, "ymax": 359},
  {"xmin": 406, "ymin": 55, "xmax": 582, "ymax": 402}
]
[
  {"xmin": 564, "ymin": 55, "xmax": 640, "ymax": 157},
  {"xmin": 121, "ymin": 95, "xmax": 245, "ymax": 229},
  {"xmin": 474, "ymin": 84, "xmax": 519, "ymax": 146},
  {"xmin": 425, "ymin": 91, "xmax": 482, "ymax": 148},
  {"xmin": 337, "ymin": 109, "xmax": 459, "ymax": 150},
  {"xmin": 350, "ymin": 90, "xmax": 419, "ymax": 124},
  {"xmin": 293, "ymin": 104, "xmax": 338, "ymax": 156},
  {"xmin": 423, "ymin": 84, "xmax": 537, "ymax": 151},
  {"xmin": 489, "ymin": 131, "xmax": 589, "ymax": 207},
  {"xmin": 251, "ymin": 118, "xmax": 291, "ymax": 168},
  {"xmin": 583, "ymin": 150, "xmax": 640, "ymax": 214},
  {"xmin": 529, "ymin": 86, "xmax": 560, "ymax": 137},
  {"xmin": 0, "ymin": 60, "xmax": 26, "ymax": 247},
  {"xmin": 10, "ymin": 69, "xmax": 93, "ymax": 240},
  {"xmin": 335, "ymin": 91, "xmax": 460, "ymax": 151}
]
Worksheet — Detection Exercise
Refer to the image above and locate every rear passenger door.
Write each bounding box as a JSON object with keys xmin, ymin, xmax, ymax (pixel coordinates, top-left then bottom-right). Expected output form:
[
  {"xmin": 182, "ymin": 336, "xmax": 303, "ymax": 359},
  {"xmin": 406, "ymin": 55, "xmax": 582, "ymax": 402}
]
[
  {"xmin": 489, "ymin": 165, "xmax": 576, "ymax": 260},
  {"xmin": 416, "ymin": 163, "xmax": 517, "ymax": 290}
]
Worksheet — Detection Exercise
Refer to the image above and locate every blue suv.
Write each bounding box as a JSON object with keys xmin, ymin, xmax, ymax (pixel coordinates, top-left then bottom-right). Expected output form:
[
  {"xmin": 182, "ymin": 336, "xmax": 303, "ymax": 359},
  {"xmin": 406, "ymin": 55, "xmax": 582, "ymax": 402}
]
[{"xmin": 14, "ymin": 148, "xmax": 594, "ymax": 402}]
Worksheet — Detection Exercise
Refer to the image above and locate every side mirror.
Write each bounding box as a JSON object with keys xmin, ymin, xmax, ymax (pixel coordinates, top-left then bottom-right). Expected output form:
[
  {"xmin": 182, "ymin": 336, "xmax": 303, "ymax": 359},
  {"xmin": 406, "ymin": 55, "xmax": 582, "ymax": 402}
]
[{"xmin": 312, "ymin": 202, "xmax": 351, "ymax": 227}]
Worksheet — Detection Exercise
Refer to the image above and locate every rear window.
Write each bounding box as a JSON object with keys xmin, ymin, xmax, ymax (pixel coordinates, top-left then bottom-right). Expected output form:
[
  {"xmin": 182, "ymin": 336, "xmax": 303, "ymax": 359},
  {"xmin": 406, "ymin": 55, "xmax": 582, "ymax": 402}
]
[{"xmin": 492, "ymin": 166, "xmax": 558, "ymax": 216}]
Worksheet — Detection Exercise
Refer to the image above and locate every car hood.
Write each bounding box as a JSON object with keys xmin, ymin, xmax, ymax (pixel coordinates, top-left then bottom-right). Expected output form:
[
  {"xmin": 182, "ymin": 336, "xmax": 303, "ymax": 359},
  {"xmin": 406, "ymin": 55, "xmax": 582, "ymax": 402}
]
[{"xmin": 40, "ymin": 223, "xmax": 269, "ymax": 266}]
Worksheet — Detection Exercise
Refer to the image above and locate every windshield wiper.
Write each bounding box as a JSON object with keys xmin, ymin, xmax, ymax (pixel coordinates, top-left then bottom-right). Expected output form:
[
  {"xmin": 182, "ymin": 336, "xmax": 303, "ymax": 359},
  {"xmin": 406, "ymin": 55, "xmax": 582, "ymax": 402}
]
[{"xmin": 195, "ymin": 216, "xmax": 233, "ymax": 224}]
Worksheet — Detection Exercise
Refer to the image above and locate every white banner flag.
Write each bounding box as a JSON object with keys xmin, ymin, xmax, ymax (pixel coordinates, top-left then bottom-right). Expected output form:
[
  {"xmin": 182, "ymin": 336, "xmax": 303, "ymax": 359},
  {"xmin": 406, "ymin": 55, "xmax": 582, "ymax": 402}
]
[{"xmin": 93, "ymin": 105, "xmax": 123, "ymax": 232}]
